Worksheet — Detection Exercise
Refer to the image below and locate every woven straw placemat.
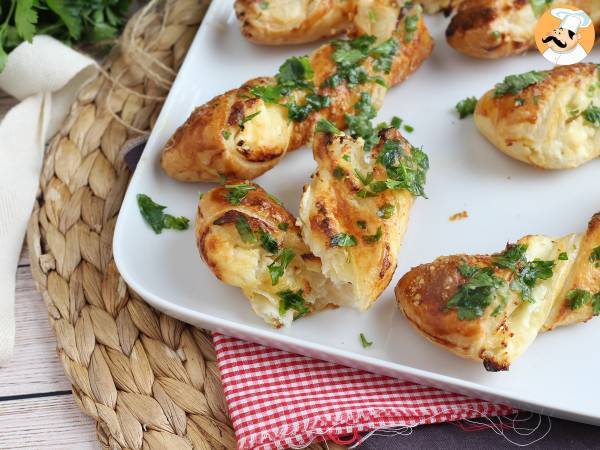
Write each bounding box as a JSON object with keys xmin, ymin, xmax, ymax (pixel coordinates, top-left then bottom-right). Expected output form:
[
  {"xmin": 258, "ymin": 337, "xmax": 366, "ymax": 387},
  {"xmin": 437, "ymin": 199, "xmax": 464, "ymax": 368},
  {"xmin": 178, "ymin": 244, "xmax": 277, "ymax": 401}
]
[{"xmin": 25, "ymin": 1, "xmax": 344, "ymax": 448}]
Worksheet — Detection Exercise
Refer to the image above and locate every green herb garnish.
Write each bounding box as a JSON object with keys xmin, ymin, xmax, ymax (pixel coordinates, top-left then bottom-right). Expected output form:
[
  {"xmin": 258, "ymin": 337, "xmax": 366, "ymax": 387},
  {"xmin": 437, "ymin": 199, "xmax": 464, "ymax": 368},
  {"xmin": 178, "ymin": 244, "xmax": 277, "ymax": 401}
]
[
  {"xmin": 333, "ymin": 166, "xmax": 347, "ymax": 179},
  {"xmin": 403, "ymin": 124, "xmax": 414, "ymax": 133},
  {"xmin": 278, "ymin": 289, "xmax": 309, "ymax": 319},
  {"xmin": 583, "ymin": 105, "xmax": 600, "ymax": 127},
  {"xmin": 494, "ymin": 71, "xmax": 548, "ymax": 97},
  {"xmin": 390, "ymin": 116, "xmax": 402, "ymax": 129},
  {"xmin": 259, "ymin": 1, "xmax": 269, "ymax": 9},
  {"xmin": 331, "ymin": 233, "xmax": 357, "ymax": 247},
  {"xmin": 404, "ymin": 13, "xmax": 420, "ymax": 43},
  {"xmin": 558, "ymin": 252, "xmax": 568, "ymax": 261},
  {"xmin": 225, "ymin": 184, "xmax": 256, "ymax": 205},
  {"xmin": 455, "ymin": 96, "xmax": 477, "ymax": 119},
  {"xmin": 239, "ymin": 111, "xmax": 261, "ymax": 129},
  {"xmin": 258, "ymin": 229, "xmax": 279, "ymax": 253},
  {"xmin": 359, "ymin": 333, "xmax": 373, "ymax": 348},
  {"xmin": 529, "ymin": 0, "xmax": 552, "ymax": 18},
  {"xmin": 363, "ymin": 227, "xmax": 382, "ymax": 243},
  {"xmin": 136, "ymin": 194, "xmax": 189, "ymax": 234},
  {"xmin": 515, "ymin": 98, "xmax": 525, "ymax": 107},
  {"xmin": 376, "ymin": 140, "xmax": 429, "ymax": 198},
  {"xmin": 278, "ymin": 222, "xmax": 289, "ymax": 231},
  {"xmin": 377, "ymin": 203, "xmax": 395, "ymax": 219},
  {"xmin": 567, "ymin": 289, "xmax": 600, "ymax": 315},
  {"xmin": 221, "ymin": 130, "xmax": 231, "ymax": 140},
  {"xmin": 285, "ymin": 93, "xmax": 330, "ymax": 122},
  {"xmin": 315, "ymin": 118, "xmax": 342, "ymax": 134},
  {"xmin": 268, "ymin": 248, "xmax": 295, "ymax": 285},
  {"xmin": 445, "ymin": 262, "xmax": 507, "ymax": 320},
  {"xmin": 344, "ymin": 92, "xmax": 379, "ymax": 151},
  {"xmin": 234, "ymin": 216, "xmax": 257, "ymax": 244},
  {"xmin": 356, "ymin": 220, "xmax": 367, "ymax": 229}
]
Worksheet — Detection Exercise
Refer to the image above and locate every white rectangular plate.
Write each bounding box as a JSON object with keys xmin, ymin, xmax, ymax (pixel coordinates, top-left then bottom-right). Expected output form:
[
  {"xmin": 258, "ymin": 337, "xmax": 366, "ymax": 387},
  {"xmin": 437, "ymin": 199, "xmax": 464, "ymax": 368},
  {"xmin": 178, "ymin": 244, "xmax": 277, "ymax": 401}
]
[{"xmin": 114, "ymin": 1, "xmax": 600, "ymax": 425}]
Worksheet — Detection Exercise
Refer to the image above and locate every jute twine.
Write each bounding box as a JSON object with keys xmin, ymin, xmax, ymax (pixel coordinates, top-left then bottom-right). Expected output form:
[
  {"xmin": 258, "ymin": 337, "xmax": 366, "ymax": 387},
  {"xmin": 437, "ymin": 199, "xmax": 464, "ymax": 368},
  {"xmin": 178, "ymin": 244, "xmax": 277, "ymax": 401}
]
[{"xmin": 25, "ymin": 1, "xmax": 344, "ymax": 449}]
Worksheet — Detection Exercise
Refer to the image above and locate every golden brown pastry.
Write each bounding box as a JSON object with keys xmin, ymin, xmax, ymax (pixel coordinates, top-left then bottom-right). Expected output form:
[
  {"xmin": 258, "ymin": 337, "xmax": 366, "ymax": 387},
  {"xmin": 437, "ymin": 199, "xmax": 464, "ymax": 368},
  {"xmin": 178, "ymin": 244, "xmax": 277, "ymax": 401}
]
[
  {"xmin": 197, "ymin": 183, "xmax": 353, "ymax": 327},
  {"xmin": 446, "ymin": 0, "xmax": 600, "ymax": 59},
  {"xmin": 235, "ymin": 0, "xmax": 458, "ymax": 46},
  {"xmin": 395, "ymin": 213, "xmax": 600, "ymax": 371},
  {"xmin": 474, "ymin": 64, "xmax": 600, "ymax": 170},
  {"xmin": 300, "ymin": 126, "xmax": 428, "ymax": 310},
  {"xmin": 161, "ymin": 1, "xmax": 433, "ymax": 182}
]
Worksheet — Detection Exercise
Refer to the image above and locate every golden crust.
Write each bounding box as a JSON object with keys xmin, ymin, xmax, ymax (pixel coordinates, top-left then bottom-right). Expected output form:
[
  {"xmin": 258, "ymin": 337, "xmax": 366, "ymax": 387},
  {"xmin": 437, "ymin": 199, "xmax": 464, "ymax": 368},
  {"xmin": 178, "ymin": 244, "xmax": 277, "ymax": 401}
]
[
  {"xmin": 395, "ymin": 216, "xmax": 600, "ymax": 371},
  {"xmin": 196, "ymin": 183, "xmax": 348, "ymax": 327},
  {"xmin": 474, "ymin": 64, "xmax": 600, "ymax": 169},
  {"xmin": 235, "ymin": 0, "xmax": 353, "ymax": 45},
  {"xmin": 447, "ymin": 0, "xmax": 600, "ymax": 59},
  {"xmin": 300, "ymin": 128, "xmax": 415, "ymax": 310},
  {"xmin": 544, "ymin": 213, "xmax": 600, "ymax": 330},
  {"xmin": 161, "ymin": 4, "xmax": 433, "ymax": 182}
]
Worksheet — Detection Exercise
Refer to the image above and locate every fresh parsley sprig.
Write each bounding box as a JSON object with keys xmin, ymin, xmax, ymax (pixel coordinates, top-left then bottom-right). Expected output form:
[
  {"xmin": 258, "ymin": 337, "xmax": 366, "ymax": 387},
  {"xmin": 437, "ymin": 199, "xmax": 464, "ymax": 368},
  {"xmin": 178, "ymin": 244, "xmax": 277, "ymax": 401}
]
[
  {"xmin": 494, "ymin": 71, "xmax": 548, "ymax": 97},
  {"xmin": 136, "ymin": 194, "xmax": 189, "ymax": 234}
]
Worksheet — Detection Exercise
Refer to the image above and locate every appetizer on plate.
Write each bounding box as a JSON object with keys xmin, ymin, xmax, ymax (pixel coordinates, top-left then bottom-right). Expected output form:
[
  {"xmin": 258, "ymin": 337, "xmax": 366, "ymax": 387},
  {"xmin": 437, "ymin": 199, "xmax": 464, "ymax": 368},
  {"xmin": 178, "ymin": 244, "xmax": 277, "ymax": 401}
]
[
  {"xmin": 395, "ymin": 213, "xmax": 600, "ymax": 371},
  {"xmin": 196, "ymin": 183, "xmax": 353, "ymax": 327},
  {"xmin": 475, "ymin": 64, "xmax": 600, "ymax": 169},
  {"xmin": 235, "ymin": 0, "xmax": 458, "ymax": 46},
  {"xmin": 446, "ymin": 0, "xmax": 600, "ymax": 59},
  {"xmin": 160, "ymin": 1, "xmax": 433, "ymax": 182},
  {"xmin": 300, "ymin": 123, "xmax": 428, "ymax": 310}
]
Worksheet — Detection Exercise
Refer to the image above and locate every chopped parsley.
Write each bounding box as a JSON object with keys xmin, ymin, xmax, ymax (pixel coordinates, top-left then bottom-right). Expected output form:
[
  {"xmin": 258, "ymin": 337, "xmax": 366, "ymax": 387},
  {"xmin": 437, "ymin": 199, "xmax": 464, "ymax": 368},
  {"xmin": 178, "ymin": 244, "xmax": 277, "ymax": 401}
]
[
  {"xmin": 225, "ymin": 183, "xmax": 256, "ymax": 205},
  {"xmin": 558, "ymin": 252, "xmax": 568, "ymax": 261},
  {"xmin": 137, "ymin": 194, "xmax": 189, "ymax": 234},
  {"xmin": 591, "ymin": 246, "xmax": 600, "ymax": 267},
  {"xmin": 377, "ymin": 203, "xmax": 395, "ymax": 219},
  {"xmin": 268, "ymin": 248, "xmax": 295, "ymax": 285},
  {"xmin": 239, "ymin": 111, "xmax": 261, "ymax": 129},
  {"xmin": 258, "ymin": 229, "xmax": 279, "ymax": 253},
  {"xmin": 567, "ymin": 289, "xmax": 600, "ymax": 315},
  {"xmin": 278, "ymin": 222, "xmax": 289, "ymax": 231},
  {"xmin": 342, "ymin": 154, "xmax": 351, "ymax": 161},
  {"xmin": 221, "ymin": 130, "xmax": 231, "ymax": 140},
  {"xmin": 278, "ymin": 289, "xmax": 309, "ymax": 319},
  {"xmin": 529, "ymin": 0, "xmax": 552, "ymax": 17},
  {"xmin": 315, "ymin": 118, "xmax": 342, "ymax": 134},
  {"xmin": 494, "ymin": 71, "xmax": 548, "ymax": 97},
  {"xmin": 345, "ymin": 92, "xmax": 379, "ymax": 151},
  {"xmin": 363, "ymin": 227, "xmax": 382, "ymax": 243},
  {"xmin": 322, "ymin": 34, "xmax": 398, "ymax": 88},
  {"xmin": 493, "ymin": 244, "xmax": 554, "ymax": 303},
  {"xmin": 249, "ymin": 56, "xmax": 330, "ymax": 123},
  {"xmin": 234, "ymin": 216, "xmax": 257, "ymax": 244},
  {"xmin": 455, "ymin": 96, "xmax": 477, "ymax": 119},
  {"xmin": 403, "ymin": 13, "xmax": 420, "ymax": 43},
  {"xmin": 333, "ymin": 166, "xmax": 347, "ymax": 179},
  {"xmin": 403, "ymin": 124, "xmax": 414, "ymax": 133},
  {"xmin": 355, "ymin": 169, "xmax": 374, "ymax": 186},
  {"xmin": 583, "ymin": 105, "xmax": 600, "ymax": 127},
  {"xmin": 331, "ymin": 233, "xmax": 357, "ymax": 247},
  {"xmin": 390, "ymin": 116, "xmax": 402, "ymax": 129},
  {"xmin": 376, "ymin": 140, "xmax": 429, "ymax": 198},
  {"xmin": 444, "ymin": 262, "xmax": 507, "ymax": 321},
  {"xmin": 359, "ymin": 333, "xmax": 373, "ymax": 348}
]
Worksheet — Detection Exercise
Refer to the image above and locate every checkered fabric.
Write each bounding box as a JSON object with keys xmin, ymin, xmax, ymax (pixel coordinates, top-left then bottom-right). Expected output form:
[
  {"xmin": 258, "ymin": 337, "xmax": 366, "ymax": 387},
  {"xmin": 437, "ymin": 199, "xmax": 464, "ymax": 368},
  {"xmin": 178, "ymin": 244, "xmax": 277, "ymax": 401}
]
[{"xmin": 213, "ymin": 333, "xmax": 515, "ymax": 450}]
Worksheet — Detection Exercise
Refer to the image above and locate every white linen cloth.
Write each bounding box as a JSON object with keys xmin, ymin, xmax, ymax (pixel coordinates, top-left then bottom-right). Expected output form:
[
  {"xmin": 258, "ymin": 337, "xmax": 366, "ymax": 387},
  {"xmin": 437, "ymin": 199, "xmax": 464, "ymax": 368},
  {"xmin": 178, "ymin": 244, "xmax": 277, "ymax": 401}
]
[{"xmin": 0, "ymin": 36, "xmax": 97, "ymax": 366}]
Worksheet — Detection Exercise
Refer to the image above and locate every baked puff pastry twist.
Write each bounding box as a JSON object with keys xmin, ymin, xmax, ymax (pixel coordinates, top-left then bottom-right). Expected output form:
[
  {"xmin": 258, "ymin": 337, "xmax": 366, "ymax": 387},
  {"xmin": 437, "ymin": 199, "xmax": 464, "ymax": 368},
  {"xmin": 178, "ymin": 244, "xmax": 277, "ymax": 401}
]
[
  {"xmin": 446, "ymin": 0, "xmax": 600, "ymax": 59},
  {"xmin": 196, "ymin": 183, "xmax": 353, "ymax": 327},
  {"xmin": 235, "ymin": 0, "xmax": 457, "ymax": 46},
  {"xmin": 395, "ymin": 213, "xmax": 600, "ymax": 371},
  {"xmin": 300, "ymin": 126, "xmax": 428, "ymax": 310},
  {"xmin": 475, "ymin": 63, "xmax": 600, "ymax": 169},
  {"xmin": 160, "ymin": 1, "xmax": 433, "ymax": 182}
]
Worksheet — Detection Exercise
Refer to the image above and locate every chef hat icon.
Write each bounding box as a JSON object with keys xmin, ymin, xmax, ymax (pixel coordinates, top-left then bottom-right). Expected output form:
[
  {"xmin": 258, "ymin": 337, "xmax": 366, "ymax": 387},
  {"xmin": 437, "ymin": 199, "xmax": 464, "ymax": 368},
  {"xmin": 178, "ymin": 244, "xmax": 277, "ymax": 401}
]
[{"xmin": 551, "ymin": 8, "xmax": 592, "ymax": 33}]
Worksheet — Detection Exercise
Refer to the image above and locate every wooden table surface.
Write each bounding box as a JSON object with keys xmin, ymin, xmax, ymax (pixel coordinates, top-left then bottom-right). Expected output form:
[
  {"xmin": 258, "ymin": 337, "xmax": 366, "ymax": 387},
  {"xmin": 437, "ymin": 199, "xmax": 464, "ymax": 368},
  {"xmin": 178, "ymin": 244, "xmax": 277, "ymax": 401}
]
[{"xmin": 0, "ymin": 95, "xmax": 99, "ymax": 448}]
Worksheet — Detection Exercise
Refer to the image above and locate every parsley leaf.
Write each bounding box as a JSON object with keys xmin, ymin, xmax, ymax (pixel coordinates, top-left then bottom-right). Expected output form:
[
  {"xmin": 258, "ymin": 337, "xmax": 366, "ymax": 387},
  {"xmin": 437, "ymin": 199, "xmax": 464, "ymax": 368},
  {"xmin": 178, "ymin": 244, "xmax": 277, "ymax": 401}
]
[
  {"xmin": 376, "ymin": 140, "xmax": 429, "ymax": 198},
  {"xmin": 225, "ymin": 183, "xmax": 256, "ymax": 205},
  {"xmin": 234, "ymin": 216, "xmax": 257, "ymax": 244},
  {"xmin": 583, "ymin": 105, "xmax": 600, "ymax": 127},
  {"xmin": 315, "ymin": 118, "xmax": 342, "ymax": 134},
  {"xmin": 249, "ymin": 84, "xmax": 287, "ymax": 104},
  {"xmin": 331, "ymin": 233, "xmax": 357, "ymax": 247},
  {"xmin": 221, "ymin": 130, "xmax": 231, "ymax": 140},
  {"xmin": 258, "ymin": 229, "xmax": 279, "ymax": 253},
  {"xmin": 15, "ymin": 0, "xmax": 37, "ymax": 42},
  {"xmin": 333, "ymin": 166, "xmax": 347, "ymax": 179},
  {"xmin": 363, "ymin": 227, "xmax": 382, "ymax": 243},
  {"xmin": 456, "ymin": 96, "xmax": 478, "ymax": 119},
  {"xmin": 529, "ymin": 0, "xmax": 552, "ymax": 17},
  {"xmin": 285, "ymin": 93, "xmax": 330, "ymax": 122},
  {"xmin": 590, "ymin": 246, "xmax": 600, "ymax": 263},
  {"xmin": 494, "ymin": 71, "xmax": 548, "ymax": 97},
  {"xmin": 445, "ymin": 262, "xmax": 506, "ymax": 320},
  {"xmin": 268, "ymin": 248, "xmax": 295, "ymax": 285},
  {"xmin": 345, "ymin": 92, "xmax": 379, "ymax": 152},
  {"xmin": 359, "ymin": 333, "xmax": 373, "ymax": 348},
  {"xmin": 568, "ymin": 289, "xmax": 592, "ymax": 310},
  {"xmin": 278, "ymin": 222, "xmax": 289, "ymax": 231},
  {"xmin": 404, "ymin": 13, "xmax": 419, "ymax": 43},
  {"xmin": 278, "ymin": 289, "xmax": 309, "ymax": 319},
  {"xmin": 276, "ymin": 56, "xmax": 314, "ymax": 89},
  {"xmin": 239, "ymin": 111, "xmax": 261, "ymax": 129},
  {"xmin": 136, "ymin": 194, "xmax": 189, "ymax": 234},
  {"xmin": 377, "ymin": 203, "xmax": 395, "ymax": 219},
  {"xmin": 558, "ymin": 252, "xmax": 568, "ymax": 261}
]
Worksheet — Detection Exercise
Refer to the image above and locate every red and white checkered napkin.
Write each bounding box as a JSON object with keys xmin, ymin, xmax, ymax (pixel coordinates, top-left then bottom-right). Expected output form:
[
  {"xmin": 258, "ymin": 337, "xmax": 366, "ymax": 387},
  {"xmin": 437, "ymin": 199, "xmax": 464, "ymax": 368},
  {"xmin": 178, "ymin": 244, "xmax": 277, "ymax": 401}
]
[{"xmin": 213, "ymin": 333, "xmax": 515, "ymax": 450}]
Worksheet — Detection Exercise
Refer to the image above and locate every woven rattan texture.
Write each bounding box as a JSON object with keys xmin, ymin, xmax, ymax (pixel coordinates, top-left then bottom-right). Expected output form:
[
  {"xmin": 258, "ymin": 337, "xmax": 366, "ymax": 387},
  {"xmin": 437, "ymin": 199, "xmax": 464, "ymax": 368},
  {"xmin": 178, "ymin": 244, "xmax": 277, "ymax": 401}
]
[{"xmin": 25, "ymin": 1, "xmax": 343, "ymax": 448}]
